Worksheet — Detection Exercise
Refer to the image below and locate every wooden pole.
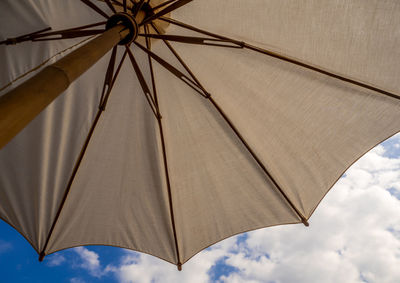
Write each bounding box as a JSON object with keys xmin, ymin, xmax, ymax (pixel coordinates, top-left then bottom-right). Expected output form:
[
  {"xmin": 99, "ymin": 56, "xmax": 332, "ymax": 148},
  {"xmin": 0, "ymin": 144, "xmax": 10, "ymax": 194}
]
[{"xmin": 0, "ymin": 25, "xmax": 129, "ymax": 149}]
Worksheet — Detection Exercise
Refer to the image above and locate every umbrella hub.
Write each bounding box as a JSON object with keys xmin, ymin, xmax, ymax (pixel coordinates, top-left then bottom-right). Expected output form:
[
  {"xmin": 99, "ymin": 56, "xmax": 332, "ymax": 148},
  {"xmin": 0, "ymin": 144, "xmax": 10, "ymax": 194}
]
[{"xmin": 106, "ymin": 12, "xmax": 139, "ymax": 45}]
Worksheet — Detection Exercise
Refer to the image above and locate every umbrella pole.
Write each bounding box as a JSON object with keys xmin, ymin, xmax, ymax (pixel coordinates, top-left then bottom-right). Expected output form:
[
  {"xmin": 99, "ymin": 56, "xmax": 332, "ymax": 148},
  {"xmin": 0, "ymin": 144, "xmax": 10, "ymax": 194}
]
[{"xmin": 0, "ymin": 24, "xmax": 129, "ymax": 150}]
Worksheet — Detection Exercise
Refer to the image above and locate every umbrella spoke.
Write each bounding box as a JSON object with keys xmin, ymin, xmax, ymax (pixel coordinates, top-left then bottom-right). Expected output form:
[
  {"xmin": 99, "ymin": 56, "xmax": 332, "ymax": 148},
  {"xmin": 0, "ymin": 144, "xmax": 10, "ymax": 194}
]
[
  {"xmin": 207, "ymin": 96, "xmax": 309, "ymax": 226},
  {"xmin": 134, "ymin": 41, "xmax": 208, "ymax": 98},
  {"xmin": 160, "ymin": 17, "xmax": 400, "ymax": 101},
  {"xmin": 111, "ymin": 0, "xmax": 123, "ymax": 7},
  {"xmin": 144, "ymin": 25, "xmax": 182, "ymax": 270},
  {"xmin": 1, "ymin": 21, "xmax": 107, "ymax": 45},
  {"xmin": 99, "ymin": 46, "xmax": 118, "ymax": 108},
  {"xmin": 150, "ymin": 24, "xmax": 310, "ymax": 227},
  {"xmin": 123, "ymin": 0, "xmax": 127, "ymax": 12},
  {"xmin": 132, "ymin": 0, "xmax": 146, "ymax": 17},
  {"xmin": 104, "ymin": 0, "xmax": 117, "ymax": 13},
  {"xmin": 44, "ymin": 21, "xmax": 107, "ymax": 33},
  {"xmin": 140, "ymin": 0, "xmax": 193, "ymax": 26},
  {"xmin": 126, "ymin": 46, "xmax": 159, "ymax": 118},
  {"xmin": 100, "ymin": 49, "xmax": 129, "ymax": 110},
  {"xmin": 150, "ymin": 23, "xmax": 207, "ymax": 93},
  {"xmin": 159, "ymin": 17, "xmax": 244, "ymax": 44},
  {"xmin": 144, "ymin": 25, "xmax": 158, "ymax": 108},
  {"xmin": 80, "ymin": 0, "xmax": 110, "ymax": 19},
  {"xmin": 40, "ymin": 110, "xmax": 105, "ymax": 261},
  {"xmin": 0, "ymin": 27, "xmax": 51, "ymax": 45},
  {"xmin": 39, "ymin": 49, "xmax": 128, "ymax": 262},
  {"xmin": 138, "ymin": 33, "xmax": 244, "ymax": 48},
  {"xmin": 151, "ymin": 0, "xmax": 176, "ymax": 11},
  {"xmin": 32, "ymin": 29, "xmax": 105, "ymax": 41}
]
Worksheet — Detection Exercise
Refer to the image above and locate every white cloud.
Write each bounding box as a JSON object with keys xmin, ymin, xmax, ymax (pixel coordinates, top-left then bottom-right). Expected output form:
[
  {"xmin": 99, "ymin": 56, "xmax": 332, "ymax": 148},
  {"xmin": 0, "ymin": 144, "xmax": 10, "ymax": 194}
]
[
  {"xmin": 220, "ymin": 142, "xmax": 400, "ymax": 283},
  {"xmin": 46, "ymin": 253, "xmax": 66, "ymax": 267},
  {"xmin": 107, "ymin": 136, "xmax": 400, "ymax": 283},
  {"xmin": 110, "ymin": 239, "xmax": 234, "ymax": 283},
  {"xmin": 73, "ymin": 247, "xmax": 106, "ymax": 278},
  {"xmin": 69, "ymin": 278, "xmax": 86, "ymax": 283}
]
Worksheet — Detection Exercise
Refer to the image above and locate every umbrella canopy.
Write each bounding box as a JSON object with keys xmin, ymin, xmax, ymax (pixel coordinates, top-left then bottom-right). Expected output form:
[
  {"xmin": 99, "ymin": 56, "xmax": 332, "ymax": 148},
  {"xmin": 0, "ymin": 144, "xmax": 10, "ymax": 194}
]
[{"xmin": 1, "ymin": 0, "xmax": 400, "ymax": 270}]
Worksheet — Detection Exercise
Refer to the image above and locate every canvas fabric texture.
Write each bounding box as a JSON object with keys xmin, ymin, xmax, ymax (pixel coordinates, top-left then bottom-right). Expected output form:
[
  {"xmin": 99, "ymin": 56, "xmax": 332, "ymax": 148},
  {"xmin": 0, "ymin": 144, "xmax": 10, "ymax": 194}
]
[{"xmin": 0, "ymin": 0, "xmax": 400, "ymax": 265}]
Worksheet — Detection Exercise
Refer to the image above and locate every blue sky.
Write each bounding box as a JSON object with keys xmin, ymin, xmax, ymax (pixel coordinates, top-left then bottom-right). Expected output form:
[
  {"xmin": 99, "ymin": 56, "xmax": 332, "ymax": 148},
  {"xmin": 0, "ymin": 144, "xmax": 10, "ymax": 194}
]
[{"xmin": 1, "ymin": 134, "xmax": 400, "ymax": 283}]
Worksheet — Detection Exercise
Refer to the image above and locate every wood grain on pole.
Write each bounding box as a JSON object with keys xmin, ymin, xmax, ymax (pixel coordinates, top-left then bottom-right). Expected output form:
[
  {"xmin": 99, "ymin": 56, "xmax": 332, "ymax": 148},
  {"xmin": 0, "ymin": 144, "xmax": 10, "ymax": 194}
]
[{"xmin": 0, "ymin": 25, "xmax": 129, "ymax": 149}]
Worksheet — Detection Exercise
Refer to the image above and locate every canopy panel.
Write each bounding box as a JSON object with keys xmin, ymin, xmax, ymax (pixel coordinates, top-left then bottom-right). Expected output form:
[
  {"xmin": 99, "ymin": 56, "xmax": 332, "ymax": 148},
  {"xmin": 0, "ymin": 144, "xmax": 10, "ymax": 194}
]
[{"xmin": 0, "ymin": 0, "xmax": 105, "ymax": 251}]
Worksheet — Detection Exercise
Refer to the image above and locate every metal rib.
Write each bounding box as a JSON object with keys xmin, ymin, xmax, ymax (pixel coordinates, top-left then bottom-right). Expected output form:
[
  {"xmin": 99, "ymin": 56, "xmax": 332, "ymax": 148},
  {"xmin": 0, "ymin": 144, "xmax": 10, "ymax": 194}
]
[
  {"xmin": 151, "ymin": 23, "xmax": 204, "ymax": 89},
  {"xmin": 111, "ymin": 0, "xmax": 123, "ymax": 7},
  {"xmin": 132, "ymin": 0, "xmax": 146, "ymax": 17},
  {"xmin": 99, "ymin": 46, "xmax": 117, "ymax": 107},
  {"xmin": 159, "ymin": 17, "xmax": 400, "ymax": 101},
  {"xmin": 17, "ymin": 22, "xmax": 107, "ymax": 43},
  {"xmin": 32, "ymin": 29, "xmax": 104, "ymax": 41},
  {"xmin": 134, "ymin": 41, "xmax": 208, "ymax": 98},
  {"xmin": 0, "ymin": 27, "xmax": 51, "ymax": 45},
  {"xmin": 208, "ymin": 96, "xmax": 309, "ymax": 226},
  {"xmin": 138, "ymin": 33, "xmax": 243, "ymax": 48},
  {"xmin": 104, "ymin": 0, "xmax": 117, "ymax": 13},
  {"xmin": 123, "ymin": 0, "xmax": 127, "ymax": 12},
  {"xmin": 39, "ymin": 49, "xmax": 127, "ymax": 261},
  {"xmin": 151, "ymin": 0, "xmax": 176, "ymax": 11},
  {"xmin": 100, "ymin": 49, "xmax": 129, "ymax": 110},
  {"xmin": 151, "ymin": 24, "xmax": 309, "ymax": 226},
  {"xmin": 144, "ymin": 24, "xmax": 182, "ymax": 270},
  {"xmin": 125, "ymin": 46, "xmax": 158, "ymax": 118},
  {"xmin": 140, "ymin": 0, "xmax": 193, "ymax": 26}
]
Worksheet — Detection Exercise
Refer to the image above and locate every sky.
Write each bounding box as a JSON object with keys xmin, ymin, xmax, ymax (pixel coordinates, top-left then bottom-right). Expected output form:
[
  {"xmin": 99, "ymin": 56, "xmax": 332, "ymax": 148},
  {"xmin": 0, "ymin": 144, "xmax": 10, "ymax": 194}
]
[{"xmin": 1, "ymin": 133, "xmax": 400, "ymax": 283}]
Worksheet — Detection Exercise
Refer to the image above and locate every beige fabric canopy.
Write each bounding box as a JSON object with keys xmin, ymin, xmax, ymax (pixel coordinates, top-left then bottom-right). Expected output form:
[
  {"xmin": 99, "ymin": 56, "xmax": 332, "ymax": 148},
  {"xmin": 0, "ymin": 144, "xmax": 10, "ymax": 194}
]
[{"xmin": 0, "ymin": 0, "xmax": 400, "ymax": 269}]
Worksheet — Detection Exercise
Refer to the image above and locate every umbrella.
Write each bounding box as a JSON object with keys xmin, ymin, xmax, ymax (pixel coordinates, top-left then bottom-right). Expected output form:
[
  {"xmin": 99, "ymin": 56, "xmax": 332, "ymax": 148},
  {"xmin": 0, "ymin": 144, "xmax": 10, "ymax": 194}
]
[{"xmin": 0, "ymin": 0, "xmax": 400, "ymax": 270}]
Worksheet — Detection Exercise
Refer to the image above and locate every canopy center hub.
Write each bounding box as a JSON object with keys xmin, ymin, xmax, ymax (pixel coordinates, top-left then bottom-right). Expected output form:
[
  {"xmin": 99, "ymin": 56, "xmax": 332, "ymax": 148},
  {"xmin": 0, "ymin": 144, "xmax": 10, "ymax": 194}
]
[{"xmin": 106, "ymin": 12, "xmax": 138, "ymax": 45}]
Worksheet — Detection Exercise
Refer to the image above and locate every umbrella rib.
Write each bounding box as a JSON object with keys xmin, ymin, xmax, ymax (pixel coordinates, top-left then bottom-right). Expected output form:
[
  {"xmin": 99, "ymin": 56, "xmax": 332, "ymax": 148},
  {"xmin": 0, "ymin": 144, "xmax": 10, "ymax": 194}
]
[
  {"xmin": 134, "ymin": 41, "xmax": 208, "ymax": 98},
  {"xmin": 159, "ymin": 17, "xmax": 400, "ymax": 101},
  {"xmin": 144, "ymin": 25, "xmax": 182, "ymax": 270},
  {"xmin": 138, "ymin": 33, "xmax": 243, "ymax": 49},
  {"xmin": 139, "ymin": 0, "xmax": 193, "ymax": 26},
  {"xmin": 37, "ymin": 21, "xmax": 107, "ymax": 34},
  {"xmin": 125, "ymin": 46, "xmax": 159, "ymax": 118},
  {"xmin": 104, "ymin": 0, "xmax": 117, "ymax": 13},
  {"xmin": 32, "ymin": 29, "xmax": 105, "ymax": 41},
  {"xmin": 207, "ymin": 97, "xmax": 309, "ymax": 226},
  {"xmin": 152, "ymin": 23, "xmax": 309, "ymax": 226},
  {"xmin": 80, "ymin": 0, "xmax": 110, "ymax": 19},
  {"xmin": 39, "ymin": 49, "xmax": 128, "ymax": 261},
  {"xmin": 123, "ymin": 0, "xmax": 127, "ymax": 12},
  {"xmin": 145, "ymin": 24, "xmax": 159, "ymax": 109},
  {"xmin": 2, "ymin": 21, "xmax": 107, "ymax": 45},
  {"xmin": 151, "ymin": 0, "xmax": 177, "ymax": 11},
  {"xmin": 99, "ymin": 46, "xmax": 117, "ymax": 108},
  {"xmin": 111, "ymin": 0, "xmax": 123, "ymax": 7},
  {"xmin": 132, "ymin": 0, "xmax": 146, "ymax": 17},
  {"xmin": 0, "ymin": 27, "xmax": 51, "ymax": 45},
  {"xmin": 150, "ymin": 23, "xmax": 205, "ymax": 90},
  {"xmin": 100, "ymin": 49, "xmax": 129, "ymax": 110}
]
